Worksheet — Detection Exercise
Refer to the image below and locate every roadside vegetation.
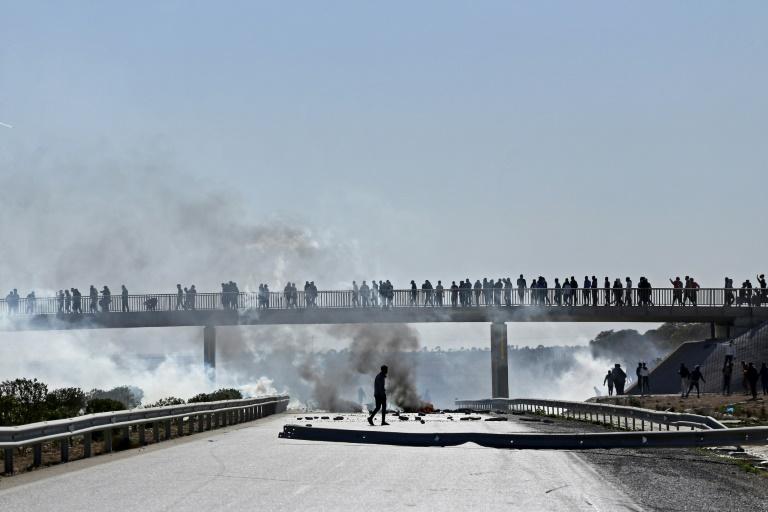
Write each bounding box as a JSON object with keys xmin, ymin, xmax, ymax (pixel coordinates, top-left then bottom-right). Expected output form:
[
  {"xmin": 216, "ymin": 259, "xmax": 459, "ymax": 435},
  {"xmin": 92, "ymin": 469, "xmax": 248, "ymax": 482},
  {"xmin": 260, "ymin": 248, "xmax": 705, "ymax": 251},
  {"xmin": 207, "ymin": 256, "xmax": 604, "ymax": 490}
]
[{"xmin": 0, "ymin": 378, "xmax": 243, "ymax": 427}]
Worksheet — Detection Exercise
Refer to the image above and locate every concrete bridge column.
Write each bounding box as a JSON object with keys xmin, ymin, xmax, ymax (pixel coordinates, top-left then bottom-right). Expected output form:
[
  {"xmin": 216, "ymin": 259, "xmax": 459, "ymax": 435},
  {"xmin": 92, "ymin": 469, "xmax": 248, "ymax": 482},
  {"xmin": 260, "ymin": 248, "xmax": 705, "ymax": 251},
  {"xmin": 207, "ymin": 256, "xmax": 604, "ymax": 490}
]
[
  {"xmin": 490, "ymin": 322, "xmax": 509, "ymax": 398},
  {"xmin": 203, "ymin": 326, "xmax": 216, "ymax": 381}
]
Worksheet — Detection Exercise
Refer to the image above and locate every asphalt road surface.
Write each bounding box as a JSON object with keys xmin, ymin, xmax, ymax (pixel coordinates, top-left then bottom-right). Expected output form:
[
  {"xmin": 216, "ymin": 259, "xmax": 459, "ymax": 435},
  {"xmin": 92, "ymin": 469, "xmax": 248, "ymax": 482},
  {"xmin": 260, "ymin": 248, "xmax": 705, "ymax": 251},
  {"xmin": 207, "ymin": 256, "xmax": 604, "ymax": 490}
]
[{"xmin": 0, "ymin": 413, "xmax": 765, "ymax": 511}]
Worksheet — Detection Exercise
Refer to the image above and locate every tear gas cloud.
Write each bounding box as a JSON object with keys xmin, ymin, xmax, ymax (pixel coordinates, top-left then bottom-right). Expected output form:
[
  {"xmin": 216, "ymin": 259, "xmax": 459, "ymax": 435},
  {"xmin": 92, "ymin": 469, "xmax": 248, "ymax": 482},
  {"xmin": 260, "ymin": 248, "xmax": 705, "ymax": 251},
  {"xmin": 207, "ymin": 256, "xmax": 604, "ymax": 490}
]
[{"xmin": 0, "ymin": 149, "xmax": 648, "ymax": 407}]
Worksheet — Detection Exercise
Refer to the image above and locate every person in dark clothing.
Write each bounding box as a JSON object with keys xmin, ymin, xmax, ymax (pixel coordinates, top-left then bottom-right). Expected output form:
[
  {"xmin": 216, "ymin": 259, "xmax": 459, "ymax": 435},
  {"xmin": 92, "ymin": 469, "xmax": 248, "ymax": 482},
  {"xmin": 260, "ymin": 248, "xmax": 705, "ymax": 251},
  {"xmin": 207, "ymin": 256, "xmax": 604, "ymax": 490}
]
[
  {"xmin": 89, "ymin": 285, "xmax": 98, "ymax": 313},
  {"xmin": 670, "ymin": 277, "xmax": 683, "ymax": 305},
  {"xmin": 746, "ymin": 363, "xmax": 759, "ymax": 400},
  {"xmin": 686, "ymin": 366, "xmax": 705, "ymax": 398},
  {"xmin": 368, "ymin": 365, "xmax": 390, "ymax": 426},
  {"xmin": 679, "ymin": 363, "xmax": 690, "ymax": 397},
  {"xmin": 450, "ymin": 281, "xmax": 459, "ymax": 307},
  {"xmin": 724, "ymin": 277, "xmax": 735, "ymax": 306},
  {"xmin": 591, "ymin": 276, "xmax": 598, "ymax": 305},
  {"xmin": 474, "ymin": 280, "xmax": 482, "ymax": 306},
  {"xmin": 603, "ymin": 370, "xmax": 614, "ymax": 396},
  {"xmin": 635, "ymin": 363, "xmax": 643, "ymax": 395},
  {"xmin": 722, "ymin": 362, "xmax": 733, "ymax": 395},
  {"xmin": 121, "ymin": 285, "xmax": 129, "ymax": 312},
  {"xmin": 176, "ymin": 284, "xmax": 184, "ymax": 310},
  {"xmin": 604, "ymin": 277, "xmax": 611, "ymax": 306},
  {"xmin": 516, "ymin": 275, "xmax": 526, "ymax": 304},
  {"xmin": 583, "ymin": 276, "xmax": 591, "ymax": 305},
  {"xmin": 409, "ymin": 281, "xmax": 417, "ymax": 306},
  {"xmin": 760, "ymin": 363, "xmax": 768, "ymax": 395},
  {"xmin": 612, "ymin": 364, "xmax": 627, "ymax": 395}
]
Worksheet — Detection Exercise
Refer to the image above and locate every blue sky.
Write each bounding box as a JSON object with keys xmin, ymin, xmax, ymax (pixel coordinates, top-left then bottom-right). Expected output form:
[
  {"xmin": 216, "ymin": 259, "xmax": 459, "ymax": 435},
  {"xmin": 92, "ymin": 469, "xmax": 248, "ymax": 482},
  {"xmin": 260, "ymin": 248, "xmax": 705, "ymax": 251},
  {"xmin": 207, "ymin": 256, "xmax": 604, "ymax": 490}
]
[{"xmin": 1, "ymin": 1, "xmax": 767, "ymax": 346}]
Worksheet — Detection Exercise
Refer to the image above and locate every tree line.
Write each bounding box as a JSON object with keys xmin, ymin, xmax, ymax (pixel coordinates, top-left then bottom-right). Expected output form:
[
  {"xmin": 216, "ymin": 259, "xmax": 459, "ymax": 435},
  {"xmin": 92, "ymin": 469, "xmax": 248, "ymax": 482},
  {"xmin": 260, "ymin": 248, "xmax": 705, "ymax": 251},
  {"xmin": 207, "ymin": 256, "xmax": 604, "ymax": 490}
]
[{"xmin": 0, "ymin": 379, "xmax": 243, "ymax": 426}]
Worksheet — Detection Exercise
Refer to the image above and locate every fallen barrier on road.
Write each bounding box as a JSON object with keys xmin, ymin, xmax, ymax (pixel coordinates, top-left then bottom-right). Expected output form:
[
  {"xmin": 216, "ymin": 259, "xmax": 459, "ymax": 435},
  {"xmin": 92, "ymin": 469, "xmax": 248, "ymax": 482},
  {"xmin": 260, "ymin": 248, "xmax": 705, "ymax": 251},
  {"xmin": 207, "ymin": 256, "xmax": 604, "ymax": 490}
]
[
  {"xmin": 455, "ymin": 398, "xmax": 725, "ymax": 431},
  {"xmin": 279, "ymin": 424, "xmax": 768, "ymax": 450},
  {"xmin": 1, "ymin": 395, "xmax": 290, "ymax": 475}
]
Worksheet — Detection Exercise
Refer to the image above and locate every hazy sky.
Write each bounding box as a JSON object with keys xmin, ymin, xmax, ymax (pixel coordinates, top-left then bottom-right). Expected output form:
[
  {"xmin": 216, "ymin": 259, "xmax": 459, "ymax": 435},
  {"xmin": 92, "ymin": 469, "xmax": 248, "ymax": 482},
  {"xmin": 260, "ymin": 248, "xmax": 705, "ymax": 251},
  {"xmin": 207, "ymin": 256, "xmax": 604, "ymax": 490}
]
[{"xmin": 1, "ymin": 2, "xmax": 767, "ymax": 347}]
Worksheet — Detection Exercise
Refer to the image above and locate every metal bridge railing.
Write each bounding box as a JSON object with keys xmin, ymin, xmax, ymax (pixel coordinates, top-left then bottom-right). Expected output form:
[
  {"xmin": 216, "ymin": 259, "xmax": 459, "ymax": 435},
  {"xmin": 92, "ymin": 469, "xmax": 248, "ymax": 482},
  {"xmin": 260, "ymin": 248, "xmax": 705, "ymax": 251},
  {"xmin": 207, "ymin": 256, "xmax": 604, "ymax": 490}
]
[
  {"xmin": 0, "ymin": 394, "xmax": 289, "ymax": 475},
  {"xmin": 1, "ymin": 287, "xmax": 765, "ymax": 315},
  {"xmin": 454, "ymin": 398, "xmax": 726, "ymax": 432}
]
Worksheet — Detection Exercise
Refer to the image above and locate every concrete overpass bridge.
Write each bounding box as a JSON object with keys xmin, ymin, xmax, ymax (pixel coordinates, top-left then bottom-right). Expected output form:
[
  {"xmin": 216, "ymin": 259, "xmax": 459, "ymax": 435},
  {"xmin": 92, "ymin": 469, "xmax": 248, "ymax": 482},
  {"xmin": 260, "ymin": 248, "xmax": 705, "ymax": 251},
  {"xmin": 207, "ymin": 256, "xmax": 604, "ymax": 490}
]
[{"xmin": 2, "ymin": 287, "xmax": 767, "ymax": 398}]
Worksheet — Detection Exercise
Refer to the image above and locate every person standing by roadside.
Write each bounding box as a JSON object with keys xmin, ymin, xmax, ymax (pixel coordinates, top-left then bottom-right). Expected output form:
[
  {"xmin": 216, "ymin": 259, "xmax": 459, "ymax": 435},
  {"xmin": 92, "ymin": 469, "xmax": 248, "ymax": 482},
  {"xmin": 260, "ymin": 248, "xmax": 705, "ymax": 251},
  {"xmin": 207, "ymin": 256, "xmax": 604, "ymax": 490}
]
[
  {"xmin": 679, "ymin": 363, "xmax": 690, "ymax": 397},
  {"xmin": 686, "ymin": 365, "xmax": 705, "ymax": 398},
  {"xmin": 746, "ymin": 363, "xmax": 759, "ymax": 400},
  {"xmin": 367, "ymin": 365, "xmax": 390, "ymax": 426},
  {"xmin": 722, "ymin": 362, "xmax": 733, "ymax": 395},
  {"xmin": 760, "ymin": 363, "xmax": 768, "ymax": 395},
  {"xmin": 612, "ymin": 364, "xmax": 627, "ymax": 395},
  {"xmin": 641, "ymin": 363, "xmax": 650, "ymax": 395},
  {"xmin": 603, "ymin": 370, "xmax": 614, "ymax": 396}
]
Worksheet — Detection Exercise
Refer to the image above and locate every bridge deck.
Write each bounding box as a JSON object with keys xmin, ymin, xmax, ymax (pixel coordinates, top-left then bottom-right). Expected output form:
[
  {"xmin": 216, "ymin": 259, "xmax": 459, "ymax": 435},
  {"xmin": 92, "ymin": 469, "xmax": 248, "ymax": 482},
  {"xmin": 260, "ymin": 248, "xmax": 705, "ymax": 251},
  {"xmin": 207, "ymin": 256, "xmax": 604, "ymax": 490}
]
[{"xmin": 2, "ymin": 304, "xmax": 767, "ymax": 331}]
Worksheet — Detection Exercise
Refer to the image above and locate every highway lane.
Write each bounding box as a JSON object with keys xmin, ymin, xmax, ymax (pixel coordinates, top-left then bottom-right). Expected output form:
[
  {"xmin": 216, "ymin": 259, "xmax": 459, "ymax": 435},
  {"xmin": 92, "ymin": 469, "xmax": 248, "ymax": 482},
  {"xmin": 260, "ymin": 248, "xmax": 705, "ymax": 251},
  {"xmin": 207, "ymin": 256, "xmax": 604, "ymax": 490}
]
[{"xmin": 0, "ymin": 413, "xmax": 639, "ymax": 511}]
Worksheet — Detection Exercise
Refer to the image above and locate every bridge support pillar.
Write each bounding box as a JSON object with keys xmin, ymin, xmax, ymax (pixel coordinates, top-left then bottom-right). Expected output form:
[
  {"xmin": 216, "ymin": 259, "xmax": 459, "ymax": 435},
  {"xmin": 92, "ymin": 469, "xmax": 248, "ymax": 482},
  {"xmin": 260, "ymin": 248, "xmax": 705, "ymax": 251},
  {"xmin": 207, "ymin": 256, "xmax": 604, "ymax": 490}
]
[
  {"xmin": 490, "ymin": 322, "xmax": 509, "ymax": 398},
  {"xmin": 204, "ymin": 325, "xmax": 216, "ymax": 381}
]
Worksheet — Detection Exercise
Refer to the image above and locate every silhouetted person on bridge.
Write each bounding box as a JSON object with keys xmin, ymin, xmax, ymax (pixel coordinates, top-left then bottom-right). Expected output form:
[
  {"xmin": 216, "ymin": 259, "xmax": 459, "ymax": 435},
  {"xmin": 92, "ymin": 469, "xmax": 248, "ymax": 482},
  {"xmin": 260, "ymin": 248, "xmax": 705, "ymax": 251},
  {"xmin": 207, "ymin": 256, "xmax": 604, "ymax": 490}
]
[
  {"xmin": 100, "ymin": 286, "xmax": 111, "ymax": 312},
  {"xmin": 725, "ymin": 277, "xmax": 735, "ymax": 306},
  {"xmin": 685, "ymin": 366, "xmax": 705, "ymax": 398},
  {"xmin": 89, "ymin": 286, "xmax": 98, "ymax": 313},
  {"xmin": 603, "ymin": 277, "xmax": 610, "ymax": 306},
  {"xmin": 436, "ymin": 281, "xmax": 444, "ymax": 307},
  {"xmin": 591, "ymin": 276, "xmax": 598, "ymax": 305},
  {"xmin": 569, "ymin": 276, "xmax": 578, "ymax": 305},
  {"xmin": 503, "ymin": 278, "xmax": 512, "ymax": 306},
  {"xmin": 757, "ymin": 274, "xmax": 767, "ymax": 304},
  {"xmin": 188, "ymin": 285, "xmax": 197, "ymax": 310},
  {"xmin": 517, "ymin": 275, "xmax": 526, "ymax": 303},
  {"xmin": 371, "ymin": 280, "xmax": 379, "ymax": 307},
  {"xmin": 562, "ymin": 278, "xmax": 571, "ymax": 306},
  {"xmin": 352, "ymin": 281, "xmax": 360, "ymax": 307},
  {"xmin": 176, "ymin": 285, "xmax": 184, "ymax": 310},
  {"xmin": 360, "ymin": 281, "xmax": 370, "ymax": 307},
  {"xmin": 474, "ymin": 280, "xmax": 482, "ymax": 306},
  {"xmin": 583, "ymin": 276, "xmax": 591, "ymax": 305},
  {"xmin": 554, "ymin": 278, "xmax": 562, "ymax": 305},
  {"xmin": 450, "ymin": 281, "xmax": 459, "ymax": 307},
  {"xmin": 121, "ymin": 285, "xmax": 129, "ymax": 312},
  {"xmin": 612, "ymin": 279, "xmax": 623, "ymax": 306},
  {"xmin": 71, "ymin": 288, "xmax": 81, "ymax": 313},
  {"xmin": 26, "ymin": 291, "xmax": 36, "ymax": 314},
  {"xmin": 670, "ymin": 277, "xmax": 683, "ymax": 305},
  {"xmin": 603, "ymin": 370, "xmax": 614, "ymax": 396},
  {"xmin": 64, "ymin": 289, "xmax": 71, "ymax": 313},
  {"xmin": 367, "ymin": 365, "xmax": 389, "ymax": 426},
  {"xmin": 612, "ymin": 364, "xmax": 627, "ymax": 395},
  {"xmin": 57, "ymin": 290, "xmax": 64, "ymax": 313},
  {"xmin": 625, "ymin": 277, "xmax": 632, "ymax": 306}
]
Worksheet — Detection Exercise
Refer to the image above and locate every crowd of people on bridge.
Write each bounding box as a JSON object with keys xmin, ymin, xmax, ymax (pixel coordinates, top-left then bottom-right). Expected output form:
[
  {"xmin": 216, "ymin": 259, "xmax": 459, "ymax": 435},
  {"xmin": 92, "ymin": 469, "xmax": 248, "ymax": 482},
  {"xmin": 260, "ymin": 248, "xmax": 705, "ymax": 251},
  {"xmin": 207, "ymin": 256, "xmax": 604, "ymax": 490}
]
[{"xmin": 3, "ymin": 272, "xmax": 768, "ymax": 314}]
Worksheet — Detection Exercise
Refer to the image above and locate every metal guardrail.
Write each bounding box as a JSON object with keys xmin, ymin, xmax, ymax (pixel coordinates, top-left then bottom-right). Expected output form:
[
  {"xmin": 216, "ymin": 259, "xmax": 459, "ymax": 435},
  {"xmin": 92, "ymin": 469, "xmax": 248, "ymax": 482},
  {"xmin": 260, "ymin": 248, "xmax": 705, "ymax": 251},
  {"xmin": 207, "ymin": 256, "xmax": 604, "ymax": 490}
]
[
  {"xmin": 454, "ymin": 398, "xmax": 726, "ymax": 431},
  {"xmin": 280, "ymin": 424, "xmax": 768, "ymax": 450},
  {"xmin": 0, "ymin": 394, "xmax": 289, "ymax": 475},
  {"xmin": 2, "ymin": 287, "xmax": 766, "ymax": 315}
]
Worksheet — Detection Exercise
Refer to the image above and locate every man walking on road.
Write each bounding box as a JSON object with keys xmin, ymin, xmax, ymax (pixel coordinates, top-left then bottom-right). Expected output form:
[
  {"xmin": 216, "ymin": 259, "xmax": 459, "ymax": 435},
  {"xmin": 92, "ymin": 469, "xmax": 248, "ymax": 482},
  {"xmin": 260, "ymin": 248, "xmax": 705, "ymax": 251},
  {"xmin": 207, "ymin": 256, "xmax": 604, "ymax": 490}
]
[{"xmin": 368, "ymin": 365, "xmax": 390, "ymax": 426}]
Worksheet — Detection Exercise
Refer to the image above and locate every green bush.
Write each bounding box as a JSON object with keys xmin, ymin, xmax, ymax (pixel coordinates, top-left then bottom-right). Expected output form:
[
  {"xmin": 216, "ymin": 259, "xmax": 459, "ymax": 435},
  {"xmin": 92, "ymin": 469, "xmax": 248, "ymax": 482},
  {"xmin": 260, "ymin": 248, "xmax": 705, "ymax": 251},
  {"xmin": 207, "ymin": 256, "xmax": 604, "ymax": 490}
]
[
  {"xmin": 85, "ymin": 398, "xmax": 126, "ymax": 414},
  {"xmin": 87, "ymin": 386, "xmax": 143, "ymax": 408},
  {"xmin": 0, "ymin": 378, "xmax": 49, "ymax": 425},
  {"xmin": 145, "ymin": 397, "xmax": 185, "ymax": 408},
  {"xmin": 45, "ymin": 387, "xmax": 86, "ymax": 420},
  {"xmin": 187, "ymin": 388, "xmax": 242, "ymax": 403}
]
